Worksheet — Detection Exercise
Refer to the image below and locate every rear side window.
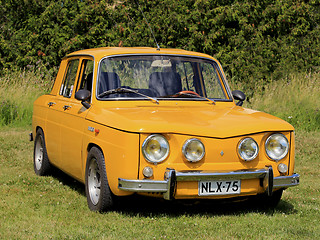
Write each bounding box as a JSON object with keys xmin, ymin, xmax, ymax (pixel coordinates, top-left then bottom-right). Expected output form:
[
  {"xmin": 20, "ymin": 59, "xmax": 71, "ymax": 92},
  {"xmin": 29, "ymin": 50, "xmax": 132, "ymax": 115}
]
[{"xmin": 60, "ymin": 59, "xmax": 79, "ymax": 97}]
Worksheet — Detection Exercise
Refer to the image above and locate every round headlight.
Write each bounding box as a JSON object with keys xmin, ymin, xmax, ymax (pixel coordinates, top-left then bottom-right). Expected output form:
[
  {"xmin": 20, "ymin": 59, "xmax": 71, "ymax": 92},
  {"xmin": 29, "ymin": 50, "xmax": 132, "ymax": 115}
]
[
  {"xmin": 238, "ymin": 138, "xmax": 259, "ymax": 161},
  {"xmin": 265, "ymin": 133, "xmax": 289, "ymax": 161},
  {"xmin": 142, "ymin": 134, "xmax": 169, "ymax": 164},
  {"xmin": 182, "ymin": 138, "xmax": 205, "ymax": 162}
]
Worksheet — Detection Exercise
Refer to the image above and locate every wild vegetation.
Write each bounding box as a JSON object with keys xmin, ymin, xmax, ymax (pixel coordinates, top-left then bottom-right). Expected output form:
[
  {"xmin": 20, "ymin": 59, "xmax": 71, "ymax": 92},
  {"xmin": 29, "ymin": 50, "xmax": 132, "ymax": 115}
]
[
  {"xmin": 1, "ymin": 0, "xmax": 320, "ymax": 88},
  {"xmin": 0, "ymin": 1, "xmax": 319, "ymax": 238},
  {"xmin": 229, "ymin": 71, "xmax": 320, "ymax": 132},
  {"xmin": 1, "ymin": 68, "xmax": 319, "ymax": 132},
  {"xmin": 0, "ymin": 67, "xmax": 53, "ymax": 126}
]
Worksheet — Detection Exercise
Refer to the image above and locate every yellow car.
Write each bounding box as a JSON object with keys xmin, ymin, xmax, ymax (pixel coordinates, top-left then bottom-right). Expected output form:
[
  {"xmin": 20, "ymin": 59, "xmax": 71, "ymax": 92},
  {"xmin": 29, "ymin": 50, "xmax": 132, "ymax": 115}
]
[{"xmin": 31, "ymin": 47, "xmax": 299, "ymax": 211}]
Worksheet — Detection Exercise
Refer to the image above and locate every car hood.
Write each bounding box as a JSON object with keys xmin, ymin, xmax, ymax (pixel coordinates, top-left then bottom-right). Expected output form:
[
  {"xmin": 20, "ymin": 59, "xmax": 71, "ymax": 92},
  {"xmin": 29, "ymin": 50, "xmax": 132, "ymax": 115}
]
[{"xmin": 86, "ymin": 103, "xmax": 293, "ymax": 138}]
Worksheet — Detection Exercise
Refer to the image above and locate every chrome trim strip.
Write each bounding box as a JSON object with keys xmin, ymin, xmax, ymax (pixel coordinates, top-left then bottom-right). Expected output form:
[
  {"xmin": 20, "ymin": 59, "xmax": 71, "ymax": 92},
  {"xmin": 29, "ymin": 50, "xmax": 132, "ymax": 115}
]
[
  {"xmin": 175, "ymin": 169, "xmax": 268, "ymax": 181},
  {"xmin": 163, "ymin": 168, "xmax": 175, "ymax": 200},
  {"xmin": 118, "ymin": 178, "xmax": 168, "ymax": 192},
  {"xmin": 118, "ymin": 169, "xmax": 300, "ymax": 199},
  {"xmin": 265, "ymin": 166, "xmax": 273, "ymax": 196},
  {"xmin": 273, "ymin": 173, "xmax": 300, "ymax": 188}
]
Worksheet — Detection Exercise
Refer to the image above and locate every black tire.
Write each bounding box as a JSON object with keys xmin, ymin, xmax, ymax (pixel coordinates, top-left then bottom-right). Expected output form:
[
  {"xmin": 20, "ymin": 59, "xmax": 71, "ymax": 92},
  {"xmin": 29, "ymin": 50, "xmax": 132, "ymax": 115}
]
[
  {"xmin": 259, "ymin": 189, "xmax": 283, "ymax": 208},
  {"xmin": 85, "ymin": 147, "xmax": 113, "ymax": 212},
  {"xmin": 33, "ymin": 128, "xmax": 51, "ymax": 176}
]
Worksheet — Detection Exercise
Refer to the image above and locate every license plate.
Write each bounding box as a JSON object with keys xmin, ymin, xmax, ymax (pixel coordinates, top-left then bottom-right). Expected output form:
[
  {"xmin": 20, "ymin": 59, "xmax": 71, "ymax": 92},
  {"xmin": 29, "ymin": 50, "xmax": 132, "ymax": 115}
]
[{"xmin": 198, "ymin": 180, "xmax": 241, "ymax": 196}]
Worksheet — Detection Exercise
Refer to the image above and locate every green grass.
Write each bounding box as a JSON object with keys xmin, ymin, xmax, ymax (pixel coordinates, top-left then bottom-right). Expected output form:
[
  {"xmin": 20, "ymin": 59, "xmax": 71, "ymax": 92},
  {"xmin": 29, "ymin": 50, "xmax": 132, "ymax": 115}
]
[
  {"xmin": 1, "ymin": 69, "xmax": 319, "ymax": 239},
  {"xmin": 0, "ymin": 68, "xmax": 52, "ymax": 127},
  {"xmin": 0, "ymin": 128, "xmax": 319, "ymax": 239}
]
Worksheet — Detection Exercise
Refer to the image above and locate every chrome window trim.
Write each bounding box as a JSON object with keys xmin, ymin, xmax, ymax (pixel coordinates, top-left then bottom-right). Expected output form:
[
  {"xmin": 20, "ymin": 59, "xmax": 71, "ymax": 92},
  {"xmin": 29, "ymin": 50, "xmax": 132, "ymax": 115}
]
[{"xmin": 63, "ymin": 54, "xmax": 96, "ymax": 104}]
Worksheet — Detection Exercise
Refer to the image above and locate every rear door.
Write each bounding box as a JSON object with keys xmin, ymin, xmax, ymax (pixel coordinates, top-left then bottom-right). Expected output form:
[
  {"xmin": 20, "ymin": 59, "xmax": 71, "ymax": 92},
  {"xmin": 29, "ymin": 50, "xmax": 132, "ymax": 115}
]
[{"xmin": 44, "ymin": 58, "xmax": 80, "ymax": 166}]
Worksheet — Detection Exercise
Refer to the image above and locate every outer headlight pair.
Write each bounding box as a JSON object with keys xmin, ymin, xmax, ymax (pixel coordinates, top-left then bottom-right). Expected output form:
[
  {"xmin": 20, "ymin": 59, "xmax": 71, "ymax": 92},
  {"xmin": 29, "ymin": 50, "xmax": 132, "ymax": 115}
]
[
  {"xmin": 265, "ymin": 133, "xmax": 289, "ymax": 161},
  {"xmin": 142, "ymin": 135, "xmax": 205, "ymax": 164},
  {"xmin": 238, "ymin": 133, "xmax": 289, "ymax": 161}
]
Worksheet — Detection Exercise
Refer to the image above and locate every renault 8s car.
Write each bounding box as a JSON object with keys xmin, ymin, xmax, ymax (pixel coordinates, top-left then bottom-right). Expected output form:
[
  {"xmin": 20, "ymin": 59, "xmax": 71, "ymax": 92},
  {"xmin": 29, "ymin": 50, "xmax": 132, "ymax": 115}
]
[{"xmin": 31, "ymin": 47, "xmax": 300, "ymax": 211}]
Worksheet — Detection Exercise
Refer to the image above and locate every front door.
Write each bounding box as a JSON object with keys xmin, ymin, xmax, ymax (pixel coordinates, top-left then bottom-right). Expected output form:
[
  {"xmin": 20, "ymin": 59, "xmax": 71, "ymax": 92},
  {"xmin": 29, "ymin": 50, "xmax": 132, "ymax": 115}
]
[{"xmin": 58, "ymin": 58, "xmax": 94, "ymax": 180}]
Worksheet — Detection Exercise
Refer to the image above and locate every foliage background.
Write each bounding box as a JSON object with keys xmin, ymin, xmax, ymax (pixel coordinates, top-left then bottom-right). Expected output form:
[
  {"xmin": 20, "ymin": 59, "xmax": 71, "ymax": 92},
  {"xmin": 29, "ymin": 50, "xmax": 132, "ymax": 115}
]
[
  {"xmin": 0, "ymin": 2, "xmax": 319, "ymax": 238},
  {"xmin": 0, "ymin": 0, "xmax": 320, "ymax": 129},
  {"xmin": 1, "ymin": 0, "xmax": 320, "ymax": 88}
]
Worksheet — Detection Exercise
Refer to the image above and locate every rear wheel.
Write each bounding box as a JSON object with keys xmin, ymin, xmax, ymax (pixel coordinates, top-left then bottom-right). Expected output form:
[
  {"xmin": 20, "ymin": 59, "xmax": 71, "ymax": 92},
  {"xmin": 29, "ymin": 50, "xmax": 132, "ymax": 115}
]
[
  {"xmin": 85, "ymin": 147, "xmax": 113, "ymax": 212},
  {"xmin": 33, "ymin": 128, "xmax": 51, "ymax": 176}
]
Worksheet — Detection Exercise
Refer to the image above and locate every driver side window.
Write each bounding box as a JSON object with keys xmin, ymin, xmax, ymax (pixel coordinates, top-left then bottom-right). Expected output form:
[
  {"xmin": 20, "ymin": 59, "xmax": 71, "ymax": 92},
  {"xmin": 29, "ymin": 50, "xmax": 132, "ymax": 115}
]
[{"xmin": 78, "ymin": 59, "xmax": 94, "ymax": 92}]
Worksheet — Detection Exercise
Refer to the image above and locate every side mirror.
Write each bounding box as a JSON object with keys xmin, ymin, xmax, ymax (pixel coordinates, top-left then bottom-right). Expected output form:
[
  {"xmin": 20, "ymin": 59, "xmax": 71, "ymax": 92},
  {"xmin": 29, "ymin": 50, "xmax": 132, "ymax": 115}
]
[
  {"xmin": 75, "ymin": 89, "xmax": 91, "ymax": 109},
  {"xmin": 232, "ymin": 90, "xmax": 246, "ymax": 106}
]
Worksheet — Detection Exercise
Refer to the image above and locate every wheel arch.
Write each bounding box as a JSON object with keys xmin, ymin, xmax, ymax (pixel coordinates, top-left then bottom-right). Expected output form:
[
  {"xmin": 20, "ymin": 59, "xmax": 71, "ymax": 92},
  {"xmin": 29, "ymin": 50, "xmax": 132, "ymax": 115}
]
[
  {"xmin": 36, "ymin": 126, "xmax": 43, "ymax": 133},
  {"xmin": 87, "ymin": 142, "xmax": 104, "ymax": 155},
  {"xmin": 83, "ymin": 131, "xmax": 139, "ymax": 197},
  {"xmin": 84, "ymin": 142, "xmax": 108, "ymax": 181}
]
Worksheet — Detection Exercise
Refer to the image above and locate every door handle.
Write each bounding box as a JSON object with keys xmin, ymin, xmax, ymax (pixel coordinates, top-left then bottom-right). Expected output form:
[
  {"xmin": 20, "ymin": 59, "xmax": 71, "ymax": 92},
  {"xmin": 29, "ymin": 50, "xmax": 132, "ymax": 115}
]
[
  {"xmin": 48, "ymin": 102, "xmax": 56, "ymax": 107},
  {"xmin": 63, "ymin": 105, "xmax": 72, "ymax": 110}
]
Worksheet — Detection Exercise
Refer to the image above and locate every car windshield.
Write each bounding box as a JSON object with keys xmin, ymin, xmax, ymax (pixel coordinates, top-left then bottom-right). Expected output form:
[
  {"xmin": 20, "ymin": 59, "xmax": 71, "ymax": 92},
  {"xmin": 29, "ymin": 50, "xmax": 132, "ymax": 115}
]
[{"xmin": 97, "ymin": 55, "xmax": 230, "ymax": 101}]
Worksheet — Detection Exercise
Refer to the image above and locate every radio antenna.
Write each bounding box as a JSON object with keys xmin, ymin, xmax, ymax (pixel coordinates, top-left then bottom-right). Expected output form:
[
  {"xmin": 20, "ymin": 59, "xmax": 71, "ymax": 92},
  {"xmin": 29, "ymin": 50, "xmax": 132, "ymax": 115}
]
[{"xmin": 135, "ymin": 1, "xmax": 160, "ymax": 50}]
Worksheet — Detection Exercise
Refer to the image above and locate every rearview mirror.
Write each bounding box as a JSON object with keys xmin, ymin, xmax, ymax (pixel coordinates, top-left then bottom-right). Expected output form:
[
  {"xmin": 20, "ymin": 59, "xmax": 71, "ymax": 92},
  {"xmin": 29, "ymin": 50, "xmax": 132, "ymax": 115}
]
[
  {"xmin": 75, "ymin": 89, "xmax": 91, "ymax": 109},
  {"xmin": 151, "ymin": 59, "xmax": 172, "ymax": 67},
  {"xmin": 232, "ymin": 90, "xmax": 246, "ymax": 106}
]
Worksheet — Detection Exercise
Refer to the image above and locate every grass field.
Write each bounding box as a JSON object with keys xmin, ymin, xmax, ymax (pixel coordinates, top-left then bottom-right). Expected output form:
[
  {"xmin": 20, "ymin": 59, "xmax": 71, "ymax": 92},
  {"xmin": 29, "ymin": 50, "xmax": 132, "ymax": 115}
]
[
  {"xmin": 0, "ymin": 128, "xmax": 319, "ymax": 239},
  {"xmin": 1, "ymin": 69, "xmax": 319, "ymax": 239}
]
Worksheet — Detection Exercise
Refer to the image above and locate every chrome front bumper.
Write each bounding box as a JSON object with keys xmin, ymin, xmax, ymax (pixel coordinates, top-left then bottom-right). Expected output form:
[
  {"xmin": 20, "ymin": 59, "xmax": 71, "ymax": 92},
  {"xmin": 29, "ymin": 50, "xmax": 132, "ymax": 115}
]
[{"xmin": 118, "ymin": 167, "xmax": 300, "ymax": 200}]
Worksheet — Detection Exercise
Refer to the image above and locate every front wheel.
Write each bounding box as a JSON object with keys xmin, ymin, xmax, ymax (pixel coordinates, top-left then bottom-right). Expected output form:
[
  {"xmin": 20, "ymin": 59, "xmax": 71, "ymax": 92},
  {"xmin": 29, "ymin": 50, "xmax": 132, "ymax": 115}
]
[
  {"xmin": 259, "ymin": 189, "xmax": 283, "ymax": 208},
  {"xmin": 85, "ymin": 147, "xmax": 113, "ymax": 212}
]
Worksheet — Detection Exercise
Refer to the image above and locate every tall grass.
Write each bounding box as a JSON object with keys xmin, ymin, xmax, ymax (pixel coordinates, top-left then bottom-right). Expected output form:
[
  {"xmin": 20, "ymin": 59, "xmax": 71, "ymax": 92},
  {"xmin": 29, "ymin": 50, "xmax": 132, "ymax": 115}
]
[
  {"xmin": 230, "ymin": 71, "xmax": 320, "ymax": 132},
  {"xmin": 1, "ymin": 68, "xmax": 319, "ymax": 131},
  {"xmin": 0, "ymin": 67, "xmax": 53, "ymax": 127}
]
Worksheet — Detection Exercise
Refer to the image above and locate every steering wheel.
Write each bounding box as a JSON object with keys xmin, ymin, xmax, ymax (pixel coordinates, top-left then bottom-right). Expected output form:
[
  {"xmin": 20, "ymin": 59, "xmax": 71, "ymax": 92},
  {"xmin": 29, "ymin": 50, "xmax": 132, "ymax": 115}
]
[{"xmin": 177, "ymin": 91, "xmax": 201, "ymax": 97}]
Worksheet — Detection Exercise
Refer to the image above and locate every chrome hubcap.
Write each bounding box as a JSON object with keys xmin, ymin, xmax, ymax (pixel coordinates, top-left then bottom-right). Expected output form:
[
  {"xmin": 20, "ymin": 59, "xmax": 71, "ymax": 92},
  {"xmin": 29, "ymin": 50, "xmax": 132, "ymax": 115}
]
[
  {"xmin": 88, "ymin": 158, "xmax": 101, "ymax": 205},
  {"xmin": 35, "ymin": 137, "xmax": 43, "ymax": 171}
]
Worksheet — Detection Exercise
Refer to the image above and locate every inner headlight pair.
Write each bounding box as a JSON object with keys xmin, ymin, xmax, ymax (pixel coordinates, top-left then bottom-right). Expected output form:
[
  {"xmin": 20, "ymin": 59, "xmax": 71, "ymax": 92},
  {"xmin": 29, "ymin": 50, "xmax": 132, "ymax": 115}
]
[
  {"xmin": 238, "ymin": 133, "xmax": 289, "ymax": 161},
  {"xmin": 142, "ymin": 135, "xmax": 169, "ymax": 164},
  {"xmin": 142, "ymin": 135, "xmax": 205, "ymax": 164}
]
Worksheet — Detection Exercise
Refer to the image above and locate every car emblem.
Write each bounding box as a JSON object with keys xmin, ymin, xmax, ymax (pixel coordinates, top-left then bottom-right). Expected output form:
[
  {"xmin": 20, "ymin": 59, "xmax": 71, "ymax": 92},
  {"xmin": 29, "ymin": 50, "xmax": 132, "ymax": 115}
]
[
  {"xmin": 88, "ymin": 127, "xmax": 94, "ymax": 132},
  {"xmin": 220, "ymin": 151, "xmax": 224, "ymax": 156}
]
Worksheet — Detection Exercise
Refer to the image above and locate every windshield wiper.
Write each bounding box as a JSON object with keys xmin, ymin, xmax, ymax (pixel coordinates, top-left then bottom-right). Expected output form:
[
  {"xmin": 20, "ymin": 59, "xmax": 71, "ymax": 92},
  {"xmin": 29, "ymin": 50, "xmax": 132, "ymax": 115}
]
[
  {"xmin": 98, "ymin": 87, "xmax": 159, "ymax": 104},
  {"xmin": 168, "ymin": 91, "xmax": 216, "ymax": 105}
]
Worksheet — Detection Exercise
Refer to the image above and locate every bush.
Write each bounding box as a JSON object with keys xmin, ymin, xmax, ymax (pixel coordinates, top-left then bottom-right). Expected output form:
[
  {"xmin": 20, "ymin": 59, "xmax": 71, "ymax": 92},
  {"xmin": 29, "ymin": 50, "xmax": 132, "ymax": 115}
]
[{"xmin": 1, "ymin": 0, "xmax": 320, "ymax": 90}]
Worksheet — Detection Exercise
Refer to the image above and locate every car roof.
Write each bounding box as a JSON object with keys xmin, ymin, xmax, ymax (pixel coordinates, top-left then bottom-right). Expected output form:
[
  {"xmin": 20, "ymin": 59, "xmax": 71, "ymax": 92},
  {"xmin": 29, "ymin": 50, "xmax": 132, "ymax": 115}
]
[{"xmin": 66, "ymin": 47, "xmax": 217, "ymax": 61}]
